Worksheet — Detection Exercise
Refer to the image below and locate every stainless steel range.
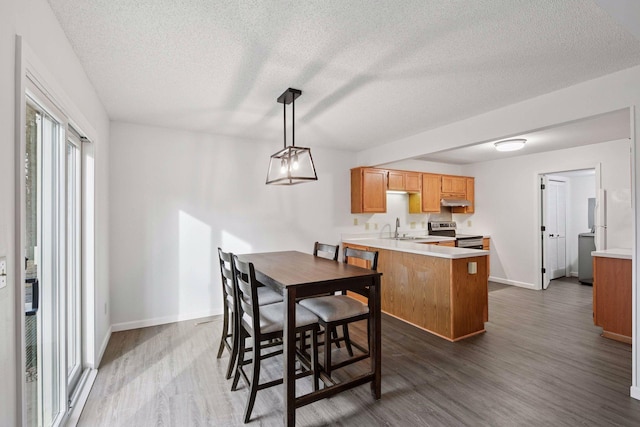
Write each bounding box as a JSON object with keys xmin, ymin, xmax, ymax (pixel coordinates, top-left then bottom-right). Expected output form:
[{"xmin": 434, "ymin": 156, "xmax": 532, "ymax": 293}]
[{"xmin": 428, "ymin": 221, "xmax": 484, "ymax": 249}]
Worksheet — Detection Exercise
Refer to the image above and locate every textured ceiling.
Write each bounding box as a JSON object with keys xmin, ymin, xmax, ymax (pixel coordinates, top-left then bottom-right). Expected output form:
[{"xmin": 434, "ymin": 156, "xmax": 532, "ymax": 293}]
[{"xmin": 47, "ymin": 0, "xmax": 640, "ymax": 153}]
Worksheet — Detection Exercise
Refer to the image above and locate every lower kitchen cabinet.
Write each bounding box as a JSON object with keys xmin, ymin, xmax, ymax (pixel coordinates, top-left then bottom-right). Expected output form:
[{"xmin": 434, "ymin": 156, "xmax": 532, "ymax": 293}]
[
  {"xmin": 593, "ymin": 255, "xmax": 631, "ymax": 344},
  {"xmin": 376, "ymin": 248, "xmax": 487, "ymax": 341}
]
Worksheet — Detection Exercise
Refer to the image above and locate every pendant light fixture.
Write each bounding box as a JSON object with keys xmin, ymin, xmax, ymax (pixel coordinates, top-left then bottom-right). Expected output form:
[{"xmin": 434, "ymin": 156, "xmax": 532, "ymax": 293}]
[{"xmin": 266, "ymin": 88, "xmax": 318, "ymax": 185}]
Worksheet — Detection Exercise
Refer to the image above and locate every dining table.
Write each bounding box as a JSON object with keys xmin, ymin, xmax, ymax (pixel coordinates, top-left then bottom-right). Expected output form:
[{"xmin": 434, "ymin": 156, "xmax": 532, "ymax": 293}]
[{"xmin": 237, "ymin": 250, "xmax": 382, "ymax": 426}]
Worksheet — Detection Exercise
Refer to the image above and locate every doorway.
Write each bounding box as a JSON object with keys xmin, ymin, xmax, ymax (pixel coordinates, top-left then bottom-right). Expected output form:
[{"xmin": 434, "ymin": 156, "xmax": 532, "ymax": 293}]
[{"xmin": 540, "ymin": 168, "xmax": 598, "ymax": 290}]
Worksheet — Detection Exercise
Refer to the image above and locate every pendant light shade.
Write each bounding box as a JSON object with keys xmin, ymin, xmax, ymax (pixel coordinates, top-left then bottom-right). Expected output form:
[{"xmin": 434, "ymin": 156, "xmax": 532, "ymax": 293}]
[{"xmin": 266, "ymin": 88, "xmax": 318, "ymax": 185}]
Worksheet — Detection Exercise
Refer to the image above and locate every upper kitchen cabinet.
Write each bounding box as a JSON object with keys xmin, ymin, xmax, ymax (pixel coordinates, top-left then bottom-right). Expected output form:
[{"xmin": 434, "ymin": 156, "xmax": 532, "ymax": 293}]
[
  {"xmin": 452, "ymin": 177, "xmax": 475, "ymax": 214},
  {"xmin": 351, "ymin": 167, "xmax": 387, "ymax": 213},
  {"xmin": 388, "ymin": 170, "xmax": 421, "ymax": 192},
  {"xmin": 409, "ymin": 173, "xmax": 441, "ymax": 213},
  {"xmin": 441, "ymin": 175, "xmax": 467, "ymax": 197}
]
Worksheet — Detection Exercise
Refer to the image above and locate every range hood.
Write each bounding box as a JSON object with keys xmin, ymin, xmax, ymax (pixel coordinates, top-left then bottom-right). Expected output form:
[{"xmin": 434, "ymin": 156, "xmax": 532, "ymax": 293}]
[{"xmin": 441, "ymin": 198, "xmax": 471, "ymax": 207}]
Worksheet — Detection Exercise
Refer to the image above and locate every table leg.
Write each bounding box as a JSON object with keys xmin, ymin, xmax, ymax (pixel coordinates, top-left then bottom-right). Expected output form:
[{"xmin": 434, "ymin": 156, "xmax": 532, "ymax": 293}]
[
  {"xmin": 370, "ymin": 276, "xmax": 382, "ymax": 399},
  {"xmin": 283, "ymin": 287, "xmax": 297, "ymax": 426}
]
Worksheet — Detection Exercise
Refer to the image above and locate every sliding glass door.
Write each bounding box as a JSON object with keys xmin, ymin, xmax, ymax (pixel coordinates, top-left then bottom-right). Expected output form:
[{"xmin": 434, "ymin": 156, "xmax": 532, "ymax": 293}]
[
  {"xmin": 25, "ymin": 85, "xmax": 84, "ymax": 427},
  {"xmin": 66, "ymin": 134, "xmax": 82, "ymax": 396}
]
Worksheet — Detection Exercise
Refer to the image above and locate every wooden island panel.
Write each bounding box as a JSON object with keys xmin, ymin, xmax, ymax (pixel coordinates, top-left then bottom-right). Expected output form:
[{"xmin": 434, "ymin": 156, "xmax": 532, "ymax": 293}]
[
  {"xmin": 376, "ymin": 248, "xmax": 486, "ymax": 341},
  {"xmin": 451, "ymin": 256, "xmax": 488, "ymax": 339}
]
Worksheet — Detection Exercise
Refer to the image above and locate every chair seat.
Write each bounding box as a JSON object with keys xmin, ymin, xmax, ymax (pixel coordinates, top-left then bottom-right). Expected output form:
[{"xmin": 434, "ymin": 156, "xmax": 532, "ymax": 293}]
[
  {"xmin": 243, "ymin": 302, "xmax": 318, "ymax": 334},
  {"xmin": 257, "ymin": 287, "xmax": 283, "ymax": 305},
  {"xmin": 299, "ymin": 295, "xmax": 369, "ymax": 322}
]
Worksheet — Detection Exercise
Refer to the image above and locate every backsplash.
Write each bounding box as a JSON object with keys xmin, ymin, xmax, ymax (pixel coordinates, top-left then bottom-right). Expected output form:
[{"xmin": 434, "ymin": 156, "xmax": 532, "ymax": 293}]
[{"xmin": 344, "ymin": 193, "xmax": 460, "ymax": 238}]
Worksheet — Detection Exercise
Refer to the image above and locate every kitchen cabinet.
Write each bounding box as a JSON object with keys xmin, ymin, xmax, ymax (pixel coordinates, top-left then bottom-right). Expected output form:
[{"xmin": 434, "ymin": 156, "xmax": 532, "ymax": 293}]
[
  {"xmin": 452, "ymin": 177, "xmax": 475, "ymax": 214},
  {"xmin": 376, "ymin": 247, "xmax": 487, "ymax": 341},
  {"xmin": 351, "ymin": 167, "xmax": 387, "ymax": 213},
  {"xmin": 593, "ymin": 254, "xmax": 631, "ymax": 344},
  {"xmin": 409, "ymin": 173, "xmax": 441, "ymax": 213},
  {"xmin": 441, "ymin": 175, "xmax": 467, "ymax": 197},
  {"xmin": 387, "ymin": 170, "xmax": 421, "ymax": 192}
]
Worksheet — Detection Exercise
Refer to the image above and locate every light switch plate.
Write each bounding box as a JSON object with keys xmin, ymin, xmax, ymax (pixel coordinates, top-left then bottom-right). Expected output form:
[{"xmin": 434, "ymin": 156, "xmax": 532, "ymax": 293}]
[{"xmin": 0, "ymin": 257, "xmax": 7, "ymax": 289}]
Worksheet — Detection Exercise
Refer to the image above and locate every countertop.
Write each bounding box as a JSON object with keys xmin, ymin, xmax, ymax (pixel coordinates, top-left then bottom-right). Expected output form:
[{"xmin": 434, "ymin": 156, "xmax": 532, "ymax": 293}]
[
  {"xmin": 591, "ymin": 248, "xmax": 632, "ymax": 260},
  {"xmin": 342, "ymin": 237, "xmax": 489, "ymax": 259}
]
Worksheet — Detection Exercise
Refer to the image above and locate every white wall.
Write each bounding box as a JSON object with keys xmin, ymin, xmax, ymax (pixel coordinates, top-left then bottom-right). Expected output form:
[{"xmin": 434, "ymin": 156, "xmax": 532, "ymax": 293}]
[
  {"xmin": 0, "ymin": 1, "xmax": 110, "ymax": 424},
  {"xmin": 459, "ymin": 139, "xmax": 630, "ymax": 289},
  {"xmin": 109, "ymin": 122, "xmax": 357, "ymax": 329}
]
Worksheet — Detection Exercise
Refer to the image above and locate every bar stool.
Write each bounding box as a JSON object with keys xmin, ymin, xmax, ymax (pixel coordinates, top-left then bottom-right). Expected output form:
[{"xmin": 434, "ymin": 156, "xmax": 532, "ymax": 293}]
[
  {"xmin": 216, "ymin": 248, "xmax": 282, "ymax": 380},
  {"xmin": 231, "ymin": 256, "xmax": 320, "ymax": 423},
  {"xmin": 313, "ymin": 241, "xmax": 339, "ymax": 261},
  {"xmin": 299, "ymin": 247, "xmax": 378, "ymax": 375}
]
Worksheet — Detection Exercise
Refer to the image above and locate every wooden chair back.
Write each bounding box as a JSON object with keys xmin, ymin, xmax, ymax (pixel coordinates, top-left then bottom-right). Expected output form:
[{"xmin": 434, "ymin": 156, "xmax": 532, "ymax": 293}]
[
  {"xmin": 232, "ymin": 256, "xmax": 260, "ymax": 334},
  {"xmin": 218, "ymin": 248, "xmax": 236, "ymax": 310},
  {"xmin": 344, "ymin": 247, "xmax": 378, "ymax": 271},
  {"xmin": 313, "ymin": 242, "xmax": 339, "ymax": 261}
]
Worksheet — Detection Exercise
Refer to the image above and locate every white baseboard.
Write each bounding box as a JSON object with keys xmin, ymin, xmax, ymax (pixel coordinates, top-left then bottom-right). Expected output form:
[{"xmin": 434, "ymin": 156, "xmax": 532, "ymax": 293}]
[
  {"xmin": 569, "ymin": 271, "xmax": 578, "ymax": 277},
  {"xmin": 489, "ymin": 276, "xmax": 537, "ymax": 290},
  {"xmin": 111, "ymin": 309, "xmax": 222, "ymax": 332},
  {"xmin": 96, "ymin": 325, "xmax": 112, "ymax": 368},
  {"xmin": 631, "ymin": 386, "xmax": 640, "ymax": 401}
]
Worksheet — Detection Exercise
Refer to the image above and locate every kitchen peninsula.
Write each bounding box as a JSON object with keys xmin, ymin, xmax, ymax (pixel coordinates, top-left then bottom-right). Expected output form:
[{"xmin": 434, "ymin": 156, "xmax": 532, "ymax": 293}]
[{"xmin": 342, "ymin": 238, "xmax": 489, "ymax": 341}]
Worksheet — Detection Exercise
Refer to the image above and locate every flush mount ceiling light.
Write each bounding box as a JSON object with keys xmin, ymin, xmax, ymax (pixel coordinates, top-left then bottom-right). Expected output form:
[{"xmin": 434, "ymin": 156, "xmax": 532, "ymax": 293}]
[
  {"xmin": 494, "ymin": 138, "xmax": 526, "ymax": 152},
  {"xmin": 266, "ymin": 88, "xmax": 318, "ymax": 185}
]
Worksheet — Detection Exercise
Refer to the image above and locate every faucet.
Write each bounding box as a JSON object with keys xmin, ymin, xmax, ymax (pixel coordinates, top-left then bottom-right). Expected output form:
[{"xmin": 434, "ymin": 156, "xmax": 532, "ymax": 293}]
[{"xmin": 394, "ymin": 217, "xmax": 400, "ymax": 239}]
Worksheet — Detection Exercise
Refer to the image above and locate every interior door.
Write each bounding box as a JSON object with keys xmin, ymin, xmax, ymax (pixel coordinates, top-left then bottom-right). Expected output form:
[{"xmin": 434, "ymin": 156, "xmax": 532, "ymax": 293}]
[
  {"xmin": 541, "ymin": 176, "xmax": 551, "ymax": 290},
  {"xmin": 542, "ymin": 176, "xmax": 567, "ymax": 289}
]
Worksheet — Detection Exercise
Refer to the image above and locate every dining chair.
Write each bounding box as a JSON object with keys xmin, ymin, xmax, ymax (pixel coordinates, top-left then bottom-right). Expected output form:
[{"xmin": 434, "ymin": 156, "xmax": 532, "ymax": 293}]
[
  {"xmin": 299, "ymin": 247, "xmax": 378, "ymax": 375},
  {"xmin": 313, "ymin": 241, "xmax": 339, "ymax": 261},
  {"xmin": 231, "ymin": 255, "xmax": 320, "ymax": 424},
  {"xmin": 216, "ymin": 248, "xmax": 283, "ymax": 380}
]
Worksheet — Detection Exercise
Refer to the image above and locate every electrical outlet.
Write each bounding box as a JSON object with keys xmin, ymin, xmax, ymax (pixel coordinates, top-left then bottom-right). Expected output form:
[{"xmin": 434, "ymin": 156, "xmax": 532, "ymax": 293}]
[
  {"xmin": 0, "ymin": 257, "xmax": 6, "ymax": 289},
  {"xmin": 374, "ymin": 223, "xmax": 378, "ymax": 230},
  {"xmin": 467, "ymin": 220, "xmax": 473, "ymax": 227},
  {"xmin": 421, "ymin": 221, "xmax": 426, "ymax": 228},
  {"xmin": 468, "ymin": 262, "xmax": 477, "ymax": 275},
  {"xmin": 353, "ymin": 218, "xmax": 358, "ymax": 226},
  {"xmin": 410, "ymin": 222, "xmax": 416, "ymax": 229},
  {"xmin": 365, "ymin": 222, "xmax": 370, "ymax": 230}
]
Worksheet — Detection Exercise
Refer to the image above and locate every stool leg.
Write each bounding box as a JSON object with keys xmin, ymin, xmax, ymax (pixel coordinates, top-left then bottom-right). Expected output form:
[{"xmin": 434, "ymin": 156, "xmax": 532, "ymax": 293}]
[
  {"xmin": 231, "ymin": 328, "xmax": 245, "ymax": 391},
  {"xmin": 217, "ymin": 305, "xmax": 229, "ymax": 358},
  {"xmin": 324, "ymin": 323, "xmax": 332, "ymax": 376},
  {"xmin": 342, "ymin": 324, "xmax": 354, "ymax": 357},
  {"xmin": 312, "ymin": 327, "xmax": 319, "ymax": 391},
  {"xmin": 225, "ymin": 310, "xmax": 238, "ymax": 379},
  {"xmin": 243, "ymin": 335, "xmax": 260, "ymax": 423}
]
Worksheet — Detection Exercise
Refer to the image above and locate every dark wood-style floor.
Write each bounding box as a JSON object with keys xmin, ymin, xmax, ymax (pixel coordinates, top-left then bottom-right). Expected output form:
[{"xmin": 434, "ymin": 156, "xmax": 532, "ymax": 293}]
[{"xmin": 79, "ymin": 278, "xmax": 640, "ymax": 426}]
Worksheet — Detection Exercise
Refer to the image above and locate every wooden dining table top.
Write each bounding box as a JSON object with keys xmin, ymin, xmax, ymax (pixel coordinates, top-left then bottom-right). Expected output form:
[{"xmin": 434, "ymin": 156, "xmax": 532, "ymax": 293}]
[{"xmin": 238, "ymin": 250, "xmax": 380, "ymax": 288}]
